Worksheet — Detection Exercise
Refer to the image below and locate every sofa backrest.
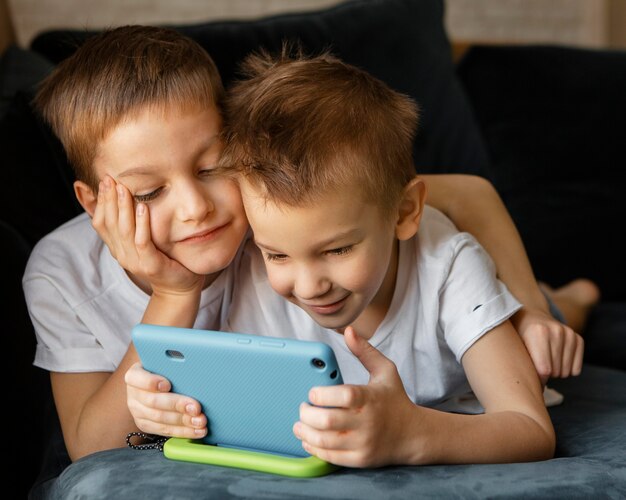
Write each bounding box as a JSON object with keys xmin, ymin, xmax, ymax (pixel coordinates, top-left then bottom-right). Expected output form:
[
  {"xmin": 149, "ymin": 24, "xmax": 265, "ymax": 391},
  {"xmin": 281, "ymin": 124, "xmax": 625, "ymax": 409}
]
[
  {"xmin": 458, "ymin": 45, "xmax": 626, "ymax": 300},
  {"xmin": 1, "ymin": 0, "xmax": 489, "ymax": 250}
]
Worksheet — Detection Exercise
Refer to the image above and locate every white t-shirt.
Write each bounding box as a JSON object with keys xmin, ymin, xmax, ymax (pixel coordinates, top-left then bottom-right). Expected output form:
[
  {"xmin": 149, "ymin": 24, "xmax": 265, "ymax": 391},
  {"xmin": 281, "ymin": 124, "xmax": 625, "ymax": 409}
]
[
  {"xmin": 24, "ymin": 206, "xmax": 521, "ymax": 410},
  {"xmin": 226, "ymin": 206, "xmax": 522, "ymax": 408},
  {"xmin": 23, "ymin": 212, "xmax": 237, "ymax": 373}
]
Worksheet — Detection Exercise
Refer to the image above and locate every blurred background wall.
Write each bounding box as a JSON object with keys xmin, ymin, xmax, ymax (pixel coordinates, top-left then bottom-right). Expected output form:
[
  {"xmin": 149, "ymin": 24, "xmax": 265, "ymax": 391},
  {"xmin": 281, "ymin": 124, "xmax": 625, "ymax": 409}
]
[
  {"xmin": 447, "ymin": 0, "xmax": 626, "ymax": 48},
  {"xmin": 0, "ymin": 0, "xmax": 15, "ymax": 52},
  {"xmin": 2, "ymin": 0, "xmax": 626, "ymax": 54}
]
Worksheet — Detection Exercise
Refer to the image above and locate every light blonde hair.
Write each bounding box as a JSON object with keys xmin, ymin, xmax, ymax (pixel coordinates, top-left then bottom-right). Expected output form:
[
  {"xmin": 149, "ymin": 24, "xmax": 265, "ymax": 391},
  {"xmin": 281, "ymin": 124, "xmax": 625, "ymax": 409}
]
[
  {"xmin": 34, "ymin": 25, "xmax": 224, "ymax": 191},
  {"xmin": 220, "ymin": 49, "xmax": 418, "ymax": 215}
]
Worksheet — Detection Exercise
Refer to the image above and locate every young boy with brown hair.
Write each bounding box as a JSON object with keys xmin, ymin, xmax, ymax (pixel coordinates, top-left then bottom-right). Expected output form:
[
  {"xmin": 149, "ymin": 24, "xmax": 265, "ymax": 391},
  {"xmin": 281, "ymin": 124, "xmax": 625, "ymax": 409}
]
[
  {"xmin": 27, "ymin": 25, "xmax": 594, "ymax": 465},
  {"xmin": 25, "ymin": 25, "xmax": 250, "ymax": 461},
  {"xmin": 214, "ymin": 50, "xmax": 558, "ymax": 466}
]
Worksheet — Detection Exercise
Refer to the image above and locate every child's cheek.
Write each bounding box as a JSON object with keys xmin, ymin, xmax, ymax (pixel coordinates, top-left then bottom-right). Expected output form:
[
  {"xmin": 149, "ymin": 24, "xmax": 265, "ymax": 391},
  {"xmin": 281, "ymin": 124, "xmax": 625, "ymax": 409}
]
[{"xmin": 267, "ymin": 268, "xmax": 293, "ymax": 298}]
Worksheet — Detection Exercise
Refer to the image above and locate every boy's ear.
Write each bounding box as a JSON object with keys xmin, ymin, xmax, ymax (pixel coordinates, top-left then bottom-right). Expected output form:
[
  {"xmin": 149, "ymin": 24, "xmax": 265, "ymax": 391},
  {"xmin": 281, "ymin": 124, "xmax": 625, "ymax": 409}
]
[
  {"xmin": 74, "ymin": 180, "xmax": 98, "ymax": 217},
  {"xmin": 395, "ymin": 176, "xmax": 426, "ymax": 241}
]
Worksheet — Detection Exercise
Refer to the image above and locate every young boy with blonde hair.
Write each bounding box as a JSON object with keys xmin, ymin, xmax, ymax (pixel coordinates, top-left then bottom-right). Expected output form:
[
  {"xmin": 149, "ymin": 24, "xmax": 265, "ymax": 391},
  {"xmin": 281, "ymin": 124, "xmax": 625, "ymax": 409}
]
[{"xmin": 27, "ymin": 26, "xmax": 593, "ymax": 466}]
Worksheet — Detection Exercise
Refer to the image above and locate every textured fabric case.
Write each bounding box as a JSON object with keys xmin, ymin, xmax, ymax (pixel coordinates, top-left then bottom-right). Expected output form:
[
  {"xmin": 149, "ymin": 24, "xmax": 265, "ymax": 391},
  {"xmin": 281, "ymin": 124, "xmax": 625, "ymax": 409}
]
[{"xmin": 132, "ymin": 324, "xmax": 343, "ymax": 458}]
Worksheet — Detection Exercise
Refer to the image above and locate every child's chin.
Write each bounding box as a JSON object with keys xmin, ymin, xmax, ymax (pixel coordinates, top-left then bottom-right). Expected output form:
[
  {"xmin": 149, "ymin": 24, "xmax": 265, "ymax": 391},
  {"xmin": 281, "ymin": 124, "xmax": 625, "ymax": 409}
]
[
  {"xmin": 186, "ymin": 255, "xmax": 234, "ymax": 277},
  {"xmin": 306, "ymin": 313, "xmax": 352, "ymax": 333},
  {"xmin": 193, "ymin": 265, "xmax": 228, "ymax": 277}
]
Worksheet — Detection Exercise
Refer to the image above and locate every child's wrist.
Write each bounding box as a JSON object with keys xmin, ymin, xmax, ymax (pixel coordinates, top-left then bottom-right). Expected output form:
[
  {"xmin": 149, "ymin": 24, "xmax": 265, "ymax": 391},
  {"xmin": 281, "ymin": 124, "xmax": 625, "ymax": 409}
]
[
  {"xmin": 148, "ymin": 283, "xmax": 204, "ymax": 314},
  {"xmin": 398, "ymin": 405, "xmax": 438, "ymax": 466},
  {"xmin": 143, "ymin": 287, "xmax": 202, "ymax": 328},
  {"xmin": 151, "ymin": 278, "xmax": 204, "ymax": 299},
  {"xmin": 512, "ymin": 288, "xmax": 551, "ymax": 317}
]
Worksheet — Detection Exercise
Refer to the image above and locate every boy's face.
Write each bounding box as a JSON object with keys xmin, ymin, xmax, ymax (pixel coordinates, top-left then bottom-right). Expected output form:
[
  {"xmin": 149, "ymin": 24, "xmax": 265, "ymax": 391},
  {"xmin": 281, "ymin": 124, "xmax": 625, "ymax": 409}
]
[
  {"xmin": 240, "ymin": 180, "xmax": 399, "ymax": 337},
  {"xmin": 91, "ymin": 106, "xmax": 248, "ymax": 276}
]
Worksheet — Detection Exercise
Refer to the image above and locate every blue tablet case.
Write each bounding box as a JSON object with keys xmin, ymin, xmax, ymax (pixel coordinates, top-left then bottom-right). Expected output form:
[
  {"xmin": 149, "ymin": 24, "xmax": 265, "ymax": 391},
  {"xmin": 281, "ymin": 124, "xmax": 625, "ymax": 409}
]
[{"xmin": 132, "ymin": 324, "xmax": 343, "ymax": 459}]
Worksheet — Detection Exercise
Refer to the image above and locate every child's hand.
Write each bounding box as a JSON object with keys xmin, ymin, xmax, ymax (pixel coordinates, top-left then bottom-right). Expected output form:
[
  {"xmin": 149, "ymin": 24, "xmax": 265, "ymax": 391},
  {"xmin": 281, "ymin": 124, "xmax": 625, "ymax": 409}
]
[
  {"xmin": 125, "ymin": 362, "xmax": 207, "ymax": 439},
  {"xmin": 293, "ymin": 327, "xmax": 420, "ymax": 468},
  {"xmin": 511, "ymin": 307, "xmax": 584, "ymax": 385},
  {"xmin": 92, "ymin": 175, "xmax": 203, "ymax": 295}
]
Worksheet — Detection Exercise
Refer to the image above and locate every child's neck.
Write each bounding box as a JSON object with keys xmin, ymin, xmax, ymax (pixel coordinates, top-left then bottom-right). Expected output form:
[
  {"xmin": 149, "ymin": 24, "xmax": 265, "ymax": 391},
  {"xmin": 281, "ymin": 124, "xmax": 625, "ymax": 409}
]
[{"xmin": 349, "ymin": 239, "xmax": 400, "ymax": 340}]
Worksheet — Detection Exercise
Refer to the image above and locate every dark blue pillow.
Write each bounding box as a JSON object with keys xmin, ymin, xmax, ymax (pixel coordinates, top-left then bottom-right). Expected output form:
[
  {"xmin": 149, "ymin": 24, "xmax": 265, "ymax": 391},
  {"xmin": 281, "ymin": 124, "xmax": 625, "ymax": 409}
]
[
  {"xmin": 0, "ymin": 44, "xmax": 78, "ymax": 247},
  {"xmin": 0, "ymin": 90, "xmax": 81, "ymax": 247},
  {"xmin": 458, "ymin": 45, "xmax": 626, "ymax": 301},
  {"xmin": 30, "ymin": 0, "xmax": 489, "ymax": 177},
  {"xmin": 0, "ymin": 45, "xmax": 53, "ymax": 119},
  {"xmin": 0, "ymin": 219, "xmax": 57, "ymax": 498}
]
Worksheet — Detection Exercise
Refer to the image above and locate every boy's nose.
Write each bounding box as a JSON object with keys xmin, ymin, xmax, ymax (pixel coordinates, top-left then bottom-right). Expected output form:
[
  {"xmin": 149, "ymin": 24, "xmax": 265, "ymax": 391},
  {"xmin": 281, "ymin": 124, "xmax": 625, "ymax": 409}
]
[
  {"xmin": 178, "ymin": 183, "xmax": 214, "ymax": 222},
  {"xmin": 293, "ymin": 267, "xmax": 331, "ymax": 301}
]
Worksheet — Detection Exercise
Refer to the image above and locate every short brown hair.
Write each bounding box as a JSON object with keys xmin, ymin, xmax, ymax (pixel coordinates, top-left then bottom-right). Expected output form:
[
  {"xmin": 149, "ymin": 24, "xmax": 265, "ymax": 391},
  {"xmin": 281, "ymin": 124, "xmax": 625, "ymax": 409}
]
[
  {"xmin": 220, "ymin": 49, "xmax": 418, "ymax": 214},
  {"xmin": 34, "ymin": 25, "xmax": 224, "ymax": 191}
]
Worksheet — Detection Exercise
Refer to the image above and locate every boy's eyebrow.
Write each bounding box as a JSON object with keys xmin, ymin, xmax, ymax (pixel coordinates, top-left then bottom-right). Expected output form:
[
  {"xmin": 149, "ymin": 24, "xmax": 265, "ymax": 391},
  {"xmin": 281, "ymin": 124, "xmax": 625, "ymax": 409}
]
[
  {"xmin": 117, "ymin": 135, "xmax": 220, "ymax": 178},
  {"xmin": 253, "ymin": 239, "xmax": 283, "ymax": 253},
  {"xmin": 117, "ymin": 166, "xmax": 159, "ymax": 178},
  {"xmin": 254, "ymin": 229, "xmax": 362, "ymax": 253}
]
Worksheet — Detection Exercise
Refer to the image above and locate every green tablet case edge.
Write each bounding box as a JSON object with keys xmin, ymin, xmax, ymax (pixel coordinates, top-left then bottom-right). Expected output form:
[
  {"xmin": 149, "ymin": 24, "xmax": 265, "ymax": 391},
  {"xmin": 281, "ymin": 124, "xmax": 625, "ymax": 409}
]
[{"xmin": 163, "ymin": 438, "xmax": 339, "ymax": 477}]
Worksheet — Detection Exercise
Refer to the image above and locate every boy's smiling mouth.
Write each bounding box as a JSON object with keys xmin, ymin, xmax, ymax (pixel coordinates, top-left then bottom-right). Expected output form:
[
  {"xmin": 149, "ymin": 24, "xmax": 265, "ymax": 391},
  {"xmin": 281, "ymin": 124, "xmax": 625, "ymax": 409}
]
[
  {"xmin": 297, "ymin": 294, "xmax": 351, "ymax": 315},
  {"xmin": 178, "ymin": 223, "xmax": 228, "ymax": 244}
]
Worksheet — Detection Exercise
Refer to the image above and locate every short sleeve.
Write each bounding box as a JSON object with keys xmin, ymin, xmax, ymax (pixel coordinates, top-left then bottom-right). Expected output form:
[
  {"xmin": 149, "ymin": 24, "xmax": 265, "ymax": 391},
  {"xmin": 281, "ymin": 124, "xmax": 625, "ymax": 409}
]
[
  {"xmin": 438, "ymin": 234, "xmax": 522, "ymax": 362},
  {"xmin": 23, "ymin": 275, "xmax": 115, "ymax": 372}
]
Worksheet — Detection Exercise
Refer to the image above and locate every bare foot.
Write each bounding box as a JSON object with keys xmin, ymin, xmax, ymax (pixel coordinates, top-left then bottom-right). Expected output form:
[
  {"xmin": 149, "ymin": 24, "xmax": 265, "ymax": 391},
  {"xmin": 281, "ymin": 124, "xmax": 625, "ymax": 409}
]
[{"xmin": 539, "ymin": 279, "xmax": 601, "ymax": 333}]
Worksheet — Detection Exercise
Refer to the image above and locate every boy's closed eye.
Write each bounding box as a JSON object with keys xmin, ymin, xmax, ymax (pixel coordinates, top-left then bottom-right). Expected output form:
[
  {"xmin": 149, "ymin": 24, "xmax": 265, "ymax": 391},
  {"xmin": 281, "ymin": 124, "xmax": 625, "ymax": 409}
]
[
  {"xmin": 264, "ymin": 252, "xmax": 288, "ymax": 263},
  {"xmin": 262, "ymin": 246, "xmax": 354, "ymax": 263},
  {"xmin": 130, "ymin": 165, "xmax": 217, "ymax": 203},
  {"xmin": 198, "ymin": 166, "xmax": 218, "ymax": 177},
  {"xmin": 326, "ymin": 246, "xmax": 353, "ymax": 257},
  {"xmin": 133, "ymin": 187, "xmax": 164, "ymax": 203}
]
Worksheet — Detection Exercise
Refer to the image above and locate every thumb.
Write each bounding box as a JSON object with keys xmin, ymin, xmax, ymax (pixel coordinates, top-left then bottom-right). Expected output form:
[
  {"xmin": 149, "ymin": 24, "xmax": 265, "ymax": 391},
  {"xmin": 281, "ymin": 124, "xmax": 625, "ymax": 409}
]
[{"xmin": 344, "ymin": 326, "xmax": 390, "ymax": 379}]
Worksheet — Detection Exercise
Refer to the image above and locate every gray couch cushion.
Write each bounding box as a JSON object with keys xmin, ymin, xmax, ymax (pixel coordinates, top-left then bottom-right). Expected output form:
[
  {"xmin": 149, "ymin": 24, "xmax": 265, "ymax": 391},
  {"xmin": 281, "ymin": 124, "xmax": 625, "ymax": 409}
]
[{"xmin": 38, "ymin": 365, "xmax": 626, "ymax": 499}]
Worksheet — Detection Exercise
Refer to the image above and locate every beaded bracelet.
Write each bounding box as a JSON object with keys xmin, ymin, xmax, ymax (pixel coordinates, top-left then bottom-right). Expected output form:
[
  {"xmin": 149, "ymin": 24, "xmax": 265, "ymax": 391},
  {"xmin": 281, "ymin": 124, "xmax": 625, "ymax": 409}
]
[{"xmin": 126, "ymin": 431, "xmax": 168, "ymax": 452}]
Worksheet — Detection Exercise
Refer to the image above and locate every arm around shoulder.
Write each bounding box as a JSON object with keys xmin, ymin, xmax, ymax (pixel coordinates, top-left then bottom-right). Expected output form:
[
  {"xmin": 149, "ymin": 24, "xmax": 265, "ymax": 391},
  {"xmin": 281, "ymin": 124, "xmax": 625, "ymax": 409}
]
[{"xmin": 422, "ymin": 173, "xmax": 548, "ymax": 312}]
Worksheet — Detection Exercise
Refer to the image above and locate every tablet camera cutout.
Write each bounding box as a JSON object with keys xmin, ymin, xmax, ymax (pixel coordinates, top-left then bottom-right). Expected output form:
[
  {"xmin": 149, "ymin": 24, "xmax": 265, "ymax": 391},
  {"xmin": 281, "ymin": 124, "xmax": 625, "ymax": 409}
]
[
  {"xmin": 166, "ymin": 349, "xmax": 185, "ymax": 361},
  {"xmin": 311, "ymin": 358, "xmax": 326, "ymax": 370},
  {"xmin": 311, "ymin": 358, "xmax": 338, "ymax": 379}
]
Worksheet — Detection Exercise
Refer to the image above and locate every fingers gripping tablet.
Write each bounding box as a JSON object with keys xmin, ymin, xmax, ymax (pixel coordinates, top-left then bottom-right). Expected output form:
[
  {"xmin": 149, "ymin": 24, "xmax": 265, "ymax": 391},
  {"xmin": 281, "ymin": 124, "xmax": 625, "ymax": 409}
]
[{"xmin": 132, "ymin": 324, "xmax": 343, "ymax": 476}]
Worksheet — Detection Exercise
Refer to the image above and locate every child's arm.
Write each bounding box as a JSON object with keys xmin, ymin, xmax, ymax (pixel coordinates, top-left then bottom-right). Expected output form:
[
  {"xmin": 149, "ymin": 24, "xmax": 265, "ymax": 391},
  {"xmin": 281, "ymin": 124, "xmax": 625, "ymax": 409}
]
[
  {"xmin": 294, "ymin": 326, "xmax": 554, "ymax": 468},
  {"xmin": 423, "ymin": 174, "xmax": 583, "ymax": 383},
  {"xmin": 51, "ymin": 178, "xmax": 205, "ymax": 460},
  {"xmin": 96, "ymin": 176, "xmax": 208, "ymax": 439}
]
